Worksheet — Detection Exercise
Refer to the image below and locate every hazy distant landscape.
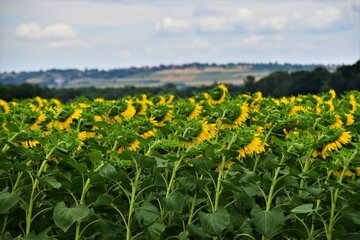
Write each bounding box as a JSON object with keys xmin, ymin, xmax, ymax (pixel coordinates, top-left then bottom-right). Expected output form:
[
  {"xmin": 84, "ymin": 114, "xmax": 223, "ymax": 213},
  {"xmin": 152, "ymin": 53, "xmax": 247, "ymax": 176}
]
[{"xmin": 0, "ymin": 62, "xmax": 322, "ymax": 88}]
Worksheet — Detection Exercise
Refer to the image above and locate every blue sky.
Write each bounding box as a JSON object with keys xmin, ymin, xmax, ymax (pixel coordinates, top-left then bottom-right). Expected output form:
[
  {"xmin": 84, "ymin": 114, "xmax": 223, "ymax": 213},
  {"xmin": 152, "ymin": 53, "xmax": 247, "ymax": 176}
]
[{"xmin": 0, "ymin": 0, "xmax": 359, "ymax": 72}]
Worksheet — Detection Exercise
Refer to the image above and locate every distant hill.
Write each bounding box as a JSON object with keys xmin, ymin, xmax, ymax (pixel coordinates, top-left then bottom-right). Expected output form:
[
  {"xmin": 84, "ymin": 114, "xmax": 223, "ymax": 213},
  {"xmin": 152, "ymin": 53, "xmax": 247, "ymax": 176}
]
[{"xmin": 0, "ymin": 62, "xmax": 323, "ymax": 88}]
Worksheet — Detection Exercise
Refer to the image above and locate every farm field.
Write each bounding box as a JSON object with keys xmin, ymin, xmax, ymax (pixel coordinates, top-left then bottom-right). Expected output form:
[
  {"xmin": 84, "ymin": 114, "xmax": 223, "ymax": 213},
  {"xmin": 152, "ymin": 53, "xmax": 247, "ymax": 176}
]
[{"xmin": 0, "ymin": 85, "xmax": 360, "ymax": 240}]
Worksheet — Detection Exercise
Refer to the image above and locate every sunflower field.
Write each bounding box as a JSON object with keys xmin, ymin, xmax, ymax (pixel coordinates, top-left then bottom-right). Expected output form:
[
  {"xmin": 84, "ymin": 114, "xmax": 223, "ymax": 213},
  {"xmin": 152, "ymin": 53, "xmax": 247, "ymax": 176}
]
[{"xmin": 0, "ymin": 85, "xmax": 360, "ymax": 240}]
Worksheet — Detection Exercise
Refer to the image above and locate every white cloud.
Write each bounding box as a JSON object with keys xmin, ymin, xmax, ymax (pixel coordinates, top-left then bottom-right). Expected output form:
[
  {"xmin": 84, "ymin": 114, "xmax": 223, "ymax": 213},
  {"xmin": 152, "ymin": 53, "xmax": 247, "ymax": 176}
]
[
  {"xmin": 227, "ymin": 35, "xmax": 283, "ymax": 50},
  {"xmin": 259, "ymin": 16, "xmax": 289, "ymax": 32},
  {"xmin": 46, "ymin": 39, "xmax": 89, "ymax": 49},
  {"xmin": 145, "ymin": 47, "xmax": 153, "ymax": 55},
  {"xmin": 155, "ymin": 16, "xmax": 190, "ymax": 34},
  {"xmin": 180, "ymin": 38, "xmax": 211, "ymax": 49},
  {"xmin": 198, "ymin": 16, "xmax": 231, "ymax": 33},
  {"xmin": 198, "ymin": 8, "xmax": 254, "ymax": 33},
  {"xmin": 307, "ymin": 7, "xmax": 343, "ymax": 30},
  {"xmin": 119, "ymin": 50, "xmax": 132, "ymax": 58},
  {"xmin": 231, "ymin": 8, "xmax": 254, "ymax": 23},
  {"xmin": 16, "ymin": 22, "xmax": 76, "ymax": 39}
]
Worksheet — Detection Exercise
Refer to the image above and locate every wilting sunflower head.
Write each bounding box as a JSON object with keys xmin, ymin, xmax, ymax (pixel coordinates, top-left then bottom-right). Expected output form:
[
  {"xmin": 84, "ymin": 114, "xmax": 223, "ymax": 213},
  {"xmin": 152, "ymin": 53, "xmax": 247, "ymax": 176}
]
[
  {"xmin": 232, "ymin": 128, "xmax": 265, "ymax": 159},
  {"xmin": 289, "ymin": 106, "xmax": 307, "ymax": 115},
  {"xmin": 175, "ymin": 100, "xmax": 202, "ymax": 120},
  {"xmin": 29, "ymin": 96, "xmax": 45, "ymax": 111},
  {"xmin": 131, "ymin": 116, "xmax": 157, "ymax": 138},
  {"xmin": 348, "ymin": 94, "xmax": 357, "ymax": 113},
  {"xmin": 152, "ymin": 95, "xmax": 166, "ymax": 105},
  {"xmin": 181, "ymin": 119, "xmax": 216, "ymax": 148},
  {"xmin": 209, "ymin": 84, "xmax": 228, "ymax": 104},
  {"xmin": 313, "ymin": 128, "xmax": 351, "ymax": 159},
  {"xmin": 147, "ymin": 104, "xmax": 173, "ymax": 125},
  {"xmin": 319, "ymin": 112, "xmax": 342, "ymax": 130},
  {"xmin": 329, "ymin": 89, "xmax": 336, "ymax": 100},
  {"xmin": 221, "ymin": 102, "xmax": 249, "ymax": 129},
  {"xmin": 0, "ymin": 99, "xmax": 10, "ymax": 115},
  {"xmin": 21, "ymin": 139, "xmax": 40, "ymax": 149},
  {"xmin": 184, "ymin": 142, "xmax": 208, "ymax": 159},
  {"xmin": 345, "ymin": 113, "xmax": 354, "ymax": 125},
  {"xmin": 121, "ymin": 100, "xmax": 136, "ymax": 120}
]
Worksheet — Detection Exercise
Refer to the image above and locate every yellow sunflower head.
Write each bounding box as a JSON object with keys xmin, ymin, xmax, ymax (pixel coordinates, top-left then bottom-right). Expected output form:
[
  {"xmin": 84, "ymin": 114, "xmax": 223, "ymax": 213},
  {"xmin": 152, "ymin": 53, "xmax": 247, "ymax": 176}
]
[
  {"xmin": 209, "ymin": 84, "xmax": 229, "ymax": 104},
  {"xmin": 0, "ymin": 99, "xmax": 10, "ymax": 114}
]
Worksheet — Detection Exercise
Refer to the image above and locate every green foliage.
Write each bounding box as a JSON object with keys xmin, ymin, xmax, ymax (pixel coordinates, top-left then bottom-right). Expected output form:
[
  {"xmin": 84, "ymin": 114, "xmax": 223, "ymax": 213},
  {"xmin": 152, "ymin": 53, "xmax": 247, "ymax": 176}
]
[{"xmin": 0, "ymin": 86, "xmax": 360, "ymax": 240}]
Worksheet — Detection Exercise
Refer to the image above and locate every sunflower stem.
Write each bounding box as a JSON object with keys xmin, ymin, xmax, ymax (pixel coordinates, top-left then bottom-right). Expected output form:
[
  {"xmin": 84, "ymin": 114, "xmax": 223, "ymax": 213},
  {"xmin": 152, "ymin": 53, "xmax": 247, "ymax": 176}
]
[{"xmin": 326, "ymin": 142, "xmax": 358, "ymax": 240}]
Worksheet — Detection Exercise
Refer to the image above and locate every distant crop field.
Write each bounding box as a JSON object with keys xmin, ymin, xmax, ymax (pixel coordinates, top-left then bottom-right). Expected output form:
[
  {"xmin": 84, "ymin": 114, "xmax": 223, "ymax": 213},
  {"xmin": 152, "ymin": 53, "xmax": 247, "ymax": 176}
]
[{"xmin": 1, "ymin": 85, "xmax": 359, "ymax": 240}]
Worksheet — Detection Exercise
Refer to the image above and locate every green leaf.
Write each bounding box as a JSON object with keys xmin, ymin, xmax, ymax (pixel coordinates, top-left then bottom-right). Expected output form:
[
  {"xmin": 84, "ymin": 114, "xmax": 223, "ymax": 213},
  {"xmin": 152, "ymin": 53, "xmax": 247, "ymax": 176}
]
[
  {"xmin": 306, "ymin": 187, "xmax": 326, "ymax": 200},
  {"xmin": 146, "ymin": 220, "xmax": 165, "ymax": 240},
  {"xmin": 44, "ymin": 176, "xmax": 62, "ymax": 189},
  {"xmin": 0, "ymin": 192, "xmax": 19, "ymax": 214},
  {"xmin": 99, "ymin": 163, "xmax": 116, "ymax": 179},
  {"xmin": 200, "ymin": 207, "xmax": 230, "ymax": 236},
  {"xmin": 135, "ymin": 202, "xmax": 159, "ymax": 227},
  {"xmin": 178, "ymin": 176, "xmax": 197, "ymax": 193},
  {"xmin": 187, "ymin": 224, "xmax": 212, "ymax": 240},
  {"xmin": 178, "ymin": 232, "xmax": 189, "ymax": 240},
  {"xmin": 239, "ymin": 171, "xmax": 257, "ymax": 183},
  {"xmin": 136, "ymin": 153, "xmax": 156, "ymax": 168},
  {"xmin": 6, "ymin": 123, "xmax": 19, "ymax": 133},
  {"xmin": 291, "ymin": 203, "xmax": 314, "ymax": 214},
  {"xmin": 24, "ymin": 228, "xmax": 52, "ymax": 240},
  {"xmin": 94, "ymin": 194, "xmax": 113, "ymax": 206},
  {"xmin": 222, "ymin": 180, "xmax": 243, "ymax": 192},
  {"xmin": 89, "ymin": 150, "xmax": 104, "ymax": 163},
  {"xmin": 221, "ymin": 149, "xmax": 239, "ymax": 159},
  {"xmin": 251, "ymin": 205, "xmax": 284, "ymax": 237},
  {"xmin": 95, "ymin": 220, "xmax": 123, "ymax": 238},
  {"xmin": 189, "ymin": 157, "xmax": 217, "ymax": 173},
  {"xmin": 342, "ymin": 208, "xmax": 360, "ymax": 225},
  {"xmin": 162, "ymin": 191, "xmax": 184, "ymax": 213},
  {"xmin": 53, "ymin": 201, "xmax": 90, "ymax": 232}
]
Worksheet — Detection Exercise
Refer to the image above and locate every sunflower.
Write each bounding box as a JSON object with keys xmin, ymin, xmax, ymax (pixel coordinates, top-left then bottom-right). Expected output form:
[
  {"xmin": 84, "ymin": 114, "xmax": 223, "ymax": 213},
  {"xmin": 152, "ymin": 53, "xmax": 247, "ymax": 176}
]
[
  {"xmin": 30, "ymin": 112, "xmax": 47, "ymax": 130},
  {"xmin": 332, "ymin": 169, "xmax": 353, "ymax": 177},
  {"xmin": 121, "ymin": 100, "xmax": 136, "ymax": 120},
  {"xmin": 135, "ymin": 94, "xmax": 150, "ymax": 115},
  {"xmin": 237, "ymin": 133, "xmax": 265, "ymax": 159},
  {"xmin": 117, "ymin": 140, "xmax": 140, "ymax": 154},
  {"xmin": 221, "ymin": 103, "xmax": 249, "ymax": 129},
  {"xmin": 78, "ymin": 131, "xmax": 88, "ymax": 141},
  {"xmin": 21, "ymin": 139, "xmax": 40, "ymax": 148},
  {"xmin": 52, "ymin": 108, "xmax": 83, "ymax": 131},
  {"xmin": 149, "ymin": 104, "xmax": 173, "ymax": 126},
  {"xmin": 166, "ymin": 94, "xmax": 175, "ymax": 104},
  {"xmin": 345, "ymin": 114, "xmax": 354, "ymax": 125},
  {"xmin": 175, "ymin": 99, "xmax": 203, "ymax": 120},
  {"xmin": 330, "ymin": 115, "xmax": 343, "ymax": 129},
  {"xmin": 94, "ymin": 115, "xmax": 103, "ymax": 122},
  {"xmin": 312, "ymin": 131, "xmax": 351, "ymax": 159},
  {"xmin": 329, "ymin": 89, "xmax": 336, "ymax": 100},
  {"xmin": 326, "ymin": 100, "xmax": 334, "ymax": 112},
  {"xmin": 0, "ymin": 99, "xmax": 10, "ymax": 114},
  {"xmin": 349, "ymin": 95, "xmax": 357, "ymax": 113},
  {"xmin": 183, "ymin": 120, "xmax": 217, "ymax": 148},
  {"xmin": 70, "ymin": 109, "xmax": 83, "ymax": 120},
  {"xmin": 289, "ymin": 106, "xmax": 307, "ymax": 115},
  {"xmin": 29, "ymin": 97, "xmax": 46, "ymax": 111},
  {"xmin": 250, "ymin": 92, "xmax": 262, "ymax": 111},
  {"xmin": 133, "ymin": 117, "xmax": 157, "ymax": 138},
  {"xmin": 209, "ymin": 84, "xmax": 228, "ymax": 104}
]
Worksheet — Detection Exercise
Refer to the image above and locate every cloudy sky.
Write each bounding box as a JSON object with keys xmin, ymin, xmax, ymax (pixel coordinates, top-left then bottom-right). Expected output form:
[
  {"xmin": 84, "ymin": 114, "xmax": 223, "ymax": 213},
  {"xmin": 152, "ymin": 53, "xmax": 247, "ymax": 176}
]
[{"xmin": 0, "ymin": 0, "xmax": 359, "ymax": 72}]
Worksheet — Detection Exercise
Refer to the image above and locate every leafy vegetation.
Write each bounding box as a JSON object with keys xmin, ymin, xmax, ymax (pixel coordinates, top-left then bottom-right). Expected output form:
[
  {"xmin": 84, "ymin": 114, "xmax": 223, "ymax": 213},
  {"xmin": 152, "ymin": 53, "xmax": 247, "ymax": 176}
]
[{"xmin": 1, "ymin": 85, "xmax": 360, "ymax": 239}]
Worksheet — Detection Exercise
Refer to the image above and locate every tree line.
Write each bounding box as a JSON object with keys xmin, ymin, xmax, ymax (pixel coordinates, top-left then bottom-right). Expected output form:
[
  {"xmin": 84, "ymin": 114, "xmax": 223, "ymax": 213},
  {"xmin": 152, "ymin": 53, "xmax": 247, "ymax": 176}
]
[{"xmin": 1, "ymin": 60, "xmax": 359, "ymax": 102}]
